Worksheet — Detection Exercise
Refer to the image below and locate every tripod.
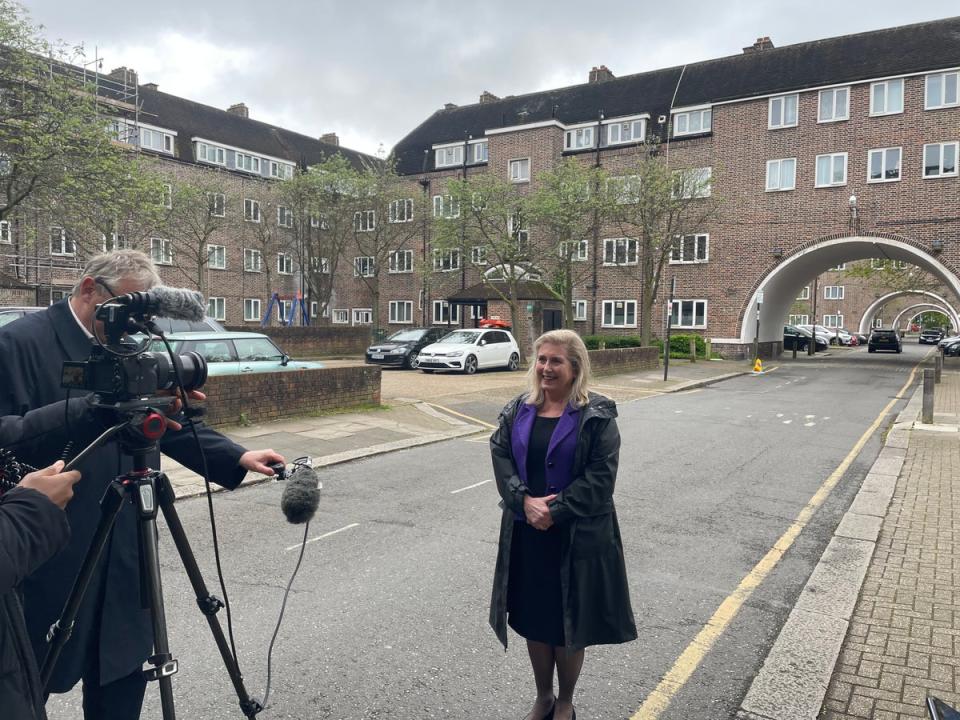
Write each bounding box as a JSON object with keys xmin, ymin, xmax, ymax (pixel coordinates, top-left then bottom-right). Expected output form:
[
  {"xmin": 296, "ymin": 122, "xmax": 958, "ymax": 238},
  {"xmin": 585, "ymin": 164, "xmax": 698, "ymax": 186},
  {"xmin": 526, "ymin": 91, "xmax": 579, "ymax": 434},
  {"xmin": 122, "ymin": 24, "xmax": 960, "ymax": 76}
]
[{"xmin": 40, "ymin": 413, "xmax": 262, "ymax": 719}]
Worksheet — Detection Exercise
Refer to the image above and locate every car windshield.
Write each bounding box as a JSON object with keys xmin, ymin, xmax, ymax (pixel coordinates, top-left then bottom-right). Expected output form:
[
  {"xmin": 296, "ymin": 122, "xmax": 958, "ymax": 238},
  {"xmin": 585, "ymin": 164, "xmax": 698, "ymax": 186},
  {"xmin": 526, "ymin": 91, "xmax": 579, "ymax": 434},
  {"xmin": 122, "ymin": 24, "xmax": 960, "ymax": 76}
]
[
  {"xmin": 386, "ymin": 329, "xmax": 427, "ymax": 342},
  {"xmin": 439, "ymin": 331, "xmax": 480, "ymax": 344}
]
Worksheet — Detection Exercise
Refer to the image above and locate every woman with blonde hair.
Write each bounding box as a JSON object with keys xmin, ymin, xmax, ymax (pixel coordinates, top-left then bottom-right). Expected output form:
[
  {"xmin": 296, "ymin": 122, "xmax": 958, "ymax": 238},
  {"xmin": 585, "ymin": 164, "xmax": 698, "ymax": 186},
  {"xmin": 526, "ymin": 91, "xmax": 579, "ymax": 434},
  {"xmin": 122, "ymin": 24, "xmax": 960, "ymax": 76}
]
[{"xmin": 490, "ymin": 329, "xmax": 636, "ymax": 720}]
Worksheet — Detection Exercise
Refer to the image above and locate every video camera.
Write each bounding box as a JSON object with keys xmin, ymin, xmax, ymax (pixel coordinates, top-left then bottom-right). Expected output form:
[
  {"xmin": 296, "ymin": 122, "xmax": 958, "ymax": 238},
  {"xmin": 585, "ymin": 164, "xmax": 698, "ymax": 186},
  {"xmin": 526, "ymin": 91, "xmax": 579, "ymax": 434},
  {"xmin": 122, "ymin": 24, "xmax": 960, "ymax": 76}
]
[{"xmin": 60, "ymin": 286, "xmax": 209, "ymax": 404}]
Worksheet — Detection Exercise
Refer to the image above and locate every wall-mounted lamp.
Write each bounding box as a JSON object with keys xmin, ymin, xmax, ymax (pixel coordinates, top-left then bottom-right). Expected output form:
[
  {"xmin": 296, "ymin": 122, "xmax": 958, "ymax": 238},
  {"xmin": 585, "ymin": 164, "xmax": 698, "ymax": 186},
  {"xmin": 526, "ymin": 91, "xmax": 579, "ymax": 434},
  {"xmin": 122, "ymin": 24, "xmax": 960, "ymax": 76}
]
[
  {"xmin": 771, "ymin": 248, "xmax": 784, "ymax": 258},
  {"xmin": 932, "ymin": 238, "xmax": 945, "ymax": 252}
]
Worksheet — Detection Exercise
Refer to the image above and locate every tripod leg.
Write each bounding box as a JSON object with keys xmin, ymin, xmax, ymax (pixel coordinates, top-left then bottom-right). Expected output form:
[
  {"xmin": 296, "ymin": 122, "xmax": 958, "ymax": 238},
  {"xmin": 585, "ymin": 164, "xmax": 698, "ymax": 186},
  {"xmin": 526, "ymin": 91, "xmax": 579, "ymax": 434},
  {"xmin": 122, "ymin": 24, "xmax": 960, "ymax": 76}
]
[
  {"xmin": 139, "ymin": 511, "xmax": 177, "ymax": 720},
  {"xmin": 41, "ymin": 480, "xmax": 126, "ymax": 690},
  {"xmin": 156, "ymin": 474, "xmax": 263, "ymax": 718}
]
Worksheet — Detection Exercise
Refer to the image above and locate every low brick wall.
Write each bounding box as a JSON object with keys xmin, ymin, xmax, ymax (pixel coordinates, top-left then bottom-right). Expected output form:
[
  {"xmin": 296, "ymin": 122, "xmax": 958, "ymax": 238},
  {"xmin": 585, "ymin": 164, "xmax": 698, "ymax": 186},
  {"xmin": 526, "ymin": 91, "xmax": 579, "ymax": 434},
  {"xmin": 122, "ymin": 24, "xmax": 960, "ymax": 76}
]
[
  {"xmin": 712, "ymin": 340, "xmax": 782, "ymax": 360},
  {"xmin": 588, "ymin": 346, "xmax": 659, "ymax": 375},
  {"xmin": 201, "ymin": 366, "xmax": 381, "ymax": 426},
  {"xmin": 225, "ymin": 325, "xmax": 370, "ymax": 357}
]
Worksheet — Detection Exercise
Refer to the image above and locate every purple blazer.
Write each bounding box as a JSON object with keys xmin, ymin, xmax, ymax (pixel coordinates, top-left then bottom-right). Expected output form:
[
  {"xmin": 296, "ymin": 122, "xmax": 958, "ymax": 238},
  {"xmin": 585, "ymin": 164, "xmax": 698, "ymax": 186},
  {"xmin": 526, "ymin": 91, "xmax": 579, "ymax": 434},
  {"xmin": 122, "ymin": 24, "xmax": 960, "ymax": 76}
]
[{"xmin": 510, "ymin": 400, "xmax": 582, "ymax": 500}]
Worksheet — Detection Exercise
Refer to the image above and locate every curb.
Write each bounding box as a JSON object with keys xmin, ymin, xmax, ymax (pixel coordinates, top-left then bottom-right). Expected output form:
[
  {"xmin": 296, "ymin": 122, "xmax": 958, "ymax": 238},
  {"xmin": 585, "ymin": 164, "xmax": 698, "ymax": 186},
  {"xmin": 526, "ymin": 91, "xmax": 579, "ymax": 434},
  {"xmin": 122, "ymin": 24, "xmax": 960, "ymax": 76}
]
[
  {"xmin": 735, "ymin": 382, "xmax": 919, "ymax": 720},
  {"xmin": 662, "ymin": 370, "xmax": 751, "ymax": 393},
  {"xmin": 171, "ymin": 422, "xmax": 486, "ymax": 500}
]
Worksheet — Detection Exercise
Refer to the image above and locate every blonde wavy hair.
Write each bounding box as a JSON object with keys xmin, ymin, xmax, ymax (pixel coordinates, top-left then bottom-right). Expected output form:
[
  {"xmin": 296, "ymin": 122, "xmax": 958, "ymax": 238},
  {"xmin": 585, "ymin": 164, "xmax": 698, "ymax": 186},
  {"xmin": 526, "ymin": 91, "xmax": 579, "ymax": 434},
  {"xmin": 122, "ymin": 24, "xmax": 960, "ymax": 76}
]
[{"xmin": 524, "ymin": 329, "xmax": 592, "ymax": 408}]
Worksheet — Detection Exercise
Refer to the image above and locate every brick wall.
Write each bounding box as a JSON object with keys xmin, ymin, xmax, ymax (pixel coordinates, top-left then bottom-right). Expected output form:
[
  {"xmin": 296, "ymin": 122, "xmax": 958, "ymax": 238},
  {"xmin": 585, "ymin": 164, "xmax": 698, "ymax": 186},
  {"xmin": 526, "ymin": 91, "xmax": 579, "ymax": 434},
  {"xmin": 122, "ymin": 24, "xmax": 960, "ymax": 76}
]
[
  {"xmin": 201, "ymin": 365, "xmax": 381, "ymax": 426},
  {"xmin": 224, "ymin": 325, "xmax": 370, "ymax": 356},
  {"xmin": 588, "ymin": 346, "xmax": 659, "ymax": 374}
]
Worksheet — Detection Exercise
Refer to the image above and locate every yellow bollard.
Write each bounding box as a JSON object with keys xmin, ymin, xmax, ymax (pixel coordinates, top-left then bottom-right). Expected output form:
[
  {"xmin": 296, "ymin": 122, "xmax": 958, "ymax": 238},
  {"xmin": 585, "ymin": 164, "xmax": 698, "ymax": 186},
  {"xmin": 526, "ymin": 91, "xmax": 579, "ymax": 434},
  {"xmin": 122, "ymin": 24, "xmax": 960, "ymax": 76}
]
[{"xmin": 753, "ymin": 358, "xmax": 763, "ymax": 373}]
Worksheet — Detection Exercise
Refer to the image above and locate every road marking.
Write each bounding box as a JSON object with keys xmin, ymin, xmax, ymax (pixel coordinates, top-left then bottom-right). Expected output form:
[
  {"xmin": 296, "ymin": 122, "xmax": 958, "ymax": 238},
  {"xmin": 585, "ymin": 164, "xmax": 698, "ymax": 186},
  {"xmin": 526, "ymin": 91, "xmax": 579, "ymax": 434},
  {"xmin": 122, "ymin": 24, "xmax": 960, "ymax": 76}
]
[
  {"xmin": 629, "ymin": 360, "xmax": 922, "ymax": 720},
  {"xmin": 805, "ymin": 422, "xmax": 816, "ymax": 427},
  {"xmin": 421, "ymin": 402, "xmax": 498, "ymax": 430},
  {"xmin": 782, "ymin": 419, "xmax": 792, "ymax": 424},
  {"xmin": 450, "ymin": 478, "xmax": 493, "ymax": 494},
  {"xmin": 285, "ymin": 523, "xmax": 359, "ymax": 552}
]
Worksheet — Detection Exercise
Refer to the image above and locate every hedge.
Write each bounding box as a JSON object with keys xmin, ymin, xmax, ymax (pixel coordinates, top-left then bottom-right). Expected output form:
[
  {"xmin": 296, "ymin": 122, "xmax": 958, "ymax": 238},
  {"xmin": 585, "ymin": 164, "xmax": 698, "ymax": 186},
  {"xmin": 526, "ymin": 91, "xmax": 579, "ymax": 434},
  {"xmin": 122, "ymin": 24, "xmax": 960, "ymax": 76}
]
[{"xmin": 582, "ymin": 334, "xmax": 643, "ymax": 350}]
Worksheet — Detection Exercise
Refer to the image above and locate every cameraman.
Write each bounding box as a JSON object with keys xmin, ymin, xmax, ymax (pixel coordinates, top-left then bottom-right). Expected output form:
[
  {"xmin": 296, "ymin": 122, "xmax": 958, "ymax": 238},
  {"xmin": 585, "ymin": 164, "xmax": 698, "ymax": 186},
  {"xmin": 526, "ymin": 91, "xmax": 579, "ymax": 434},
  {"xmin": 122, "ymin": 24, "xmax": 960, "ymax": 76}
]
[{"xmin": 0, "ymin": 250, "xmax": 285, "ymax": 720}]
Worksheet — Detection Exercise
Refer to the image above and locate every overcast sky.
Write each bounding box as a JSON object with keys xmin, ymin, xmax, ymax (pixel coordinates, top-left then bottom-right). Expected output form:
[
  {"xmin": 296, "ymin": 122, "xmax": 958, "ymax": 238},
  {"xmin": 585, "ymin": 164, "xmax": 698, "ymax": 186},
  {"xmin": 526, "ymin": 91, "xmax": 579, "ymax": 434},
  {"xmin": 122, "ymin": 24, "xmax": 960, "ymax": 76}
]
[{"xmin": 18, "ymin": 1, "xmax": 960, "ymax": 156}]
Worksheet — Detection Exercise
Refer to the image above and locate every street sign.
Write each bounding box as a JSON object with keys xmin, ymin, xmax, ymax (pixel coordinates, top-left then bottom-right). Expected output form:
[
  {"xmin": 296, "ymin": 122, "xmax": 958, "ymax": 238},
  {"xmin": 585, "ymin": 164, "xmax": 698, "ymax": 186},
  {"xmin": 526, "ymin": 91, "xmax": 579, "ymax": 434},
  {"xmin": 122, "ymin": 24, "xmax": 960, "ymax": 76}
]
[{"xmin": 757, "ymin": 291, "xmax": 764, "ymax": 304}]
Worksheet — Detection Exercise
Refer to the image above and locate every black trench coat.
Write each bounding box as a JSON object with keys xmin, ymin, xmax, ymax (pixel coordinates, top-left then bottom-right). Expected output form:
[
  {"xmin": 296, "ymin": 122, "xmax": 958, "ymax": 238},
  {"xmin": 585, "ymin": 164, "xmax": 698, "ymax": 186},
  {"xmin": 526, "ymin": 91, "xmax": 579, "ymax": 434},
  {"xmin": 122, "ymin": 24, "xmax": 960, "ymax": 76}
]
[{"xmin": 489, "ymin": 392, "xmax": 637, "ymax": 651}]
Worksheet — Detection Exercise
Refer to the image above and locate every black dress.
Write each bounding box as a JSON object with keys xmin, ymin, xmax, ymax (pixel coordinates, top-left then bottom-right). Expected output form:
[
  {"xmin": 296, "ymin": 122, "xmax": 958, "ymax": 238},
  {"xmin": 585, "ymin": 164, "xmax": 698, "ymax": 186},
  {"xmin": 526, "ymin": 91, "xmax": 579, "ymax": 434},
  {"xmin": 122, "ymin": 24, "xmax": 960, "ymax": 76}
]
[{"xmin": 507, "ymin": 415, "xmax": 565, "ymax": 646}]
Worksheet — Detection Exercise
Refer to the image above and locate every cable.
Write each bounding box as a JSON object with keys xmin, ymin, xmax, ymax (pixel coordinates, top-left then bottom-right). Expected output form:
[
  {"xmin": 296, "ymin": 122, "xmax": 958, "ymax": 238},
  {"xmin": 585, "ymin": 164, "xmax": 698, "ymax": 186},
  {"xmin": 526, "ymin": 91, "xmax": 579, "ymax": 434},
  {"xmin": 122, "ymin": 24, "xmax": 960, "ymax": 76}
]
[{"xmin": 262, "ymin": 519, "xmax": 310, "ymax": 709}]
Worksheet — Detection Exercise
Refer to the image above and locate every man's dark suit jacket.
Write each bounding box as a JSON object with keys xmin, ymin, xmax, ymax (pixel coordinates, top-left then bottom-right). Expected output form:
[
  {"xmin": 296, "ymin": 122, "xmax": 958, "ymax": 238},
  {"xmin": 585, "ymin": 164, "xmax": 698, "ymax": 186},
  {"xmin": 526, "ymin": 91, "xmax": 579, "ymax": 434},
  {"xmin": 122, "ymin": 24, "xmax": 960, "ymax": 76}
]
[{"xmin": 0, "ymin": 300, "xmax": 248, "ymax": 692}]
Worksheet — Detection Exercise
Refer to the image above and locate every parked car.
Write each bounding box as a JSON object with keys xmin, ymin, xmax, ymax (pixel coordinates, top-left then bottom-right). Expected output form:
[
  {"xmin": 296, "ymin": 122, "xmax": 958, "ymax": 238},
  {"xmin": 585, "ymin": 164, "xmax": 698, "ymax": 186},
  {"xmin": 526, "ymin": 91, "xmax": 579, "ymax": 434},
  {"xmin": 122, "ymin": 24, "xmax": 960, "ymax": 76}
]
[
  {"xmin": 365, "ymin": 327, "xmax": 448, "ymax": 369},
  {"xmin": 919, "ymin": 328, "xmax": 946, "ymax": 344},
  {"xmin": 942, "ymin": 336, "xmax": 960, "ymax": 357},
  {"xmin": 796, "ymin": 324, "xmax": 833, "ymax": 348},
  {"xmin": 784, "ymin": 324, "xmax": 828, "ymax": 352},
  {"xmin": 149, "ymin": 316, "xmax": 226, "ymax": 333},
  {"xmin": 867, "ymin": 328, "xmax": 903, "ymax": 354},
  {"xmin": 418, "ymin": 328, "xmax": 521, "ymax": 374},
  {"xmin": 0, "ymin": 306, "xmax": 43, "ymax": 327},
  {"xmin": 939, "ymin": 334, "xmax": 960, "ymax": 350},
  {"xmin": 148, "ymin": 332, "xmax": 323, "ymax": 375}
]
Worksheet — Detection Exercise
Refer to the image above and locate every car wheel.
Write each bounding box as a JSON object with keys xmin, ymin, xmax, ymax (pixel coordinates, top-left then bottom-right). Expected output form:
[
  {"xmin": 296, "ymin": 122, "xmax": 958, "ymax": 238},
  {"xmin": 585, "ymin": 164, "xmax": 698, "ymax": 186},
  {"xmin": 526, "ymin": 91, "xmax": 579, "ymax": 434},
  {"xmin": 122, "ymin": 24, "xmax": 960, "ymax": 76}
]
[
  {"xmin": 406, "ymin": 352, "xmax": 420, "ymax": 370},
  {"xmin": 868, "ymin": 348, "xmax": 875, "ymax": 353},
  {"xmin": 506, "ymin": 352, "xmax": 520, "ymax": 371},
  {"xmin": 464, "ymin": 355, "xmax": 478, "ymax": 374}
]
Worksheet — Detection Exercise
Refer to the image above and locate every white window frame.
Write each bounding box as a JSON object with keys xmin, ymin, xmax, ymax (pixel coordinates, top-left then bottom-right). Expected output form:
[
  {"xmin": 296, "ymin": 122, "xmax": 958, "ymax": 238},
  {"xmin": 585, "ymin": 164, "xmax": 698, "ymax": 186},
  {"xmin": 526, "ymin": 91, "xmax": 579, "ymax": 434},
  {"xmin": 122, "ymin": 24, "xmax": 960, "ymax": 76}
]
[
  {"xmin": 389, "ymin": 300, "xmax": 413, "ymax": 324},
  {"xmin": 508, "ymin": 157, "xmax": 530, "ymax": 183},
  {"xmin": 925, "ymin": 71, "xmax": 959, "ymax": 110},
  {"xmin": 277, "ymin": 253, "xmax": 293, "ymax": 275},
  {"xmin": 243, "ymin": 248, "xmax": 262, "ymax": 272},
  {"xmin": 140, "ymin": 126, "xmax": 174, "ymax": 154},
  {"xmin": 671, "ymin": 299, "xmax": 707, "ymax": 329},
  {"xmin": 352, "ymin": 308, "xmax": 373, "ymax": 326},
  {"xmin": 670, "ymin": 234, "xmax": 709, "ymax": 264},
  {"xmin": 388, "ymin": 198, "xmax": 414, "ymax": 223},
  {"xmin": 470, "ymin": 245, "xmax": 487, "ymax": 265},
  {"xmin": 574, "ymin": 300, "xmax": 587, "ymax": 322},
  {"xmin": 789, "ymin": 314, "xmax": 809, "ymax": 325},
  {"xmin": 471, "ymin": 140, "xmax": 488, "ymax": 163},
  {"xmin": 797, "ymin": 286, "xmax": 810, "ymax": 300},
  {"xmin": 207, "ymin": 244, "xmax": 226, "ymax": 270},
  {"xmin": 207, "ymin": 297, "xmax": 225, "ymax": 321},
  {"xmin": 607, "ymin": 175, "xmax": 641, "ymax": 204},
  {"xmin": 603, "ymin": 237, "xmax": 638, "ymax": 266},
  {"xmin": 431, "ymin": 300, "xmax": 460, "ymax": 325},
  {"xmin": 208, "ymin": 192, "xmax": 226, "ymax": 217},
  {"xmin": 603, "ymin": 116, "xmax": 646, "ymax": 145},
  {"xmin": 243, "ymin": 298, "xmax": 261, "ymax": 322},
  {"xmin": 160, "ymin": 183, "xmax": 172, "ymax": 209},
  {"xmin": 672, "ymin": 167, "xmax": 712, "ymax": 198},
  {"xmin": 873, "ymin": 317, "xmax": 884, "ymax": 329},
  {"xmin": 150, "ymin": 237, "xmax": 173, "ymax": 266},
  {"xmin": 244, "ymin": 198, "xmax": 261, "ymax": 223},
  {"xmin": 49, "ymin": 226, "xmax": 75, "ymax": 256},
  {"xmin": 870, "ymin": 78, "xmax": 904, "ymax": 116},
  {"xmin": 353, "ymin": 256, "xmax": 375, "ymax": 277},
  {"xmin": 828, "ymin": 263, "xmax": 846, "ymax": 271},
  {"xmin": 509, "ymin": 212, "xmax": 529, "ymax": 249},
  {"xmin": 0, "ymin": 220, "xmax": 9, "ymax": 244},
  {"xmin": 824, "ymin": 285, "xmax": 845, "ymax": 300},
  {"xmin": 196, "ymin": 142, "xmax": 227, "ymax": 166},
  {"xmin": 815, "ymin": 152, "xmax": 848, "ymax": 187},
  {"xmin": 672, "ymin": 108, "xmax": 712, "ymax": 137},
  {"xmin": 601, "ymin": 300, "xmax": 637, "ymax": 328},
  {"xmin": 564, "ymin": 126, "xmax": 595, "ymax": 151},
  {"xmin": 310, "ymin": 256, "xmax": 330, "ymax": 274},
  {"xmin": 101, "ymin": 232, "xmax": 128, "ymax": 252},
  {"xmin": 277, "ymin": 206, "xmax": 293, "ymax": 228},
  {"xmin": 353, "ymin": 210, "xmax": 375, "ymax": 232},
  {"xmin": 332, "ymin": 309, "xmax": 349, "ymax": 324},
  {"xmin": 559, "ymin": 240, "xmax": 588, "ymax": 262},
  {"xmin": 432, "ymin": 194, "xmax": 460, "ymax": 219},
  {"xmin": 434, "ymin": 144, "xmax": 464, "ymax": 168},
  {"xmin": 768, "ymin": 94, "xmax": 799, "ymax": 129},
  {"xmin": 433, "ymin": 248, "xmax": 461, "ymax": 272},
  {"xmin": 269, "ymin": 160, "xmax": 294, "ymax": 180},
  {"xmin": 923, "ymin": 142, "xmax": 959, "ymax": 178},
  {"xmin": 817, "ymin": 87, "xmax": 850, "ymax": 123},
  {"xmin": 867, "ymin": 147, "xmax": 902, "ymax": 183},
  {"xmin": 765, "ymin": 158, "xmax": 796, "ymax": 191},
  {"xmin": 235, "ymin": 152, "xmax": 261, "ymax": 174},
  {"xmin": 388, "ymin": 249, "xmax": 413, "ymax": 273},
  {"xmin": 823, "ymin": 314, "xmax": 844, "ymax": 329}
]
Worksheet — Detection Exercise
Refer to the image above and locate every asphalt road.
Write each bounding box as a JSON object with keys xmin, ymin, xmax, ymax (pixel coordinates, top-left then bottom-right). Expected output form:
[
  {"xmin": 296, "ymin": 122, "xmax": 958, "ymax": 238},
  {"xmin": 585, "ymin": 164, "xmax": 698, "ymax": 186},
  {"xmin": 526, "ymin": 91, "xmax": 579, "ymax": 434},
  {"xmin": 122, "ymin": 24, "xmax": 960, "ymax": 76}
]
[{"xmin": 45, "ymin": 344, "xmax": 930, "ymax": 720}]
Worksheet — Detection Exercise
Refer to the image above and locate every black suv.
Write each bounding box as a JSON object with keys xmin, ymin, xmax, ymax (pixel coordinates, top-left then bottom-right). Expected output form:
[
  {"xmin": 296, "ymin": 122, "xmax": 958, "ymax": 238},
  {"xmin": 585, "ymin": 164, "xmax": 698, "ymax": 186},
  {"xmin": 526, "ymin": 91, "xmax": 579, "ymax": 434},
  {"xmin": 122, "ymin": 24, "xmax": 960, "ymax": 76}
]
[
  {"xmin": 868, "ymin": 329, "xmax": 903, "ymax": 354},
  {"xmin": 365, "ymin": 327, "xmax": 448, "ymax": 369},
  {"xmin": 919, "ymin": 328, "xmax": 945, "ymax": 344}
]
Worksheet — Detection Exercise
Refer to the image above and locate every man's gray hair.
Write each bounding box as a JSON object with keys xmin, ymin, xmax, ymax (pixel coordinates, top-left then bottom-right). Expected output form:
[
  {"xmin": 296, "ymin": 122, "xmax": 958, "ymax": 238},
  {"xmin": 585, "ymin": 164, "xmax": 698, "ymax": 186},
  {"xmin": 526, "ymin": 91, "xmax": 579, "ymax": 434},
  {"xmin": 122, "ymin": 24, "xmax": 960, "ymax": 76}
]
[{"xmin": 72, "ymin": 249, "xmax": 161, "ymax": 295}]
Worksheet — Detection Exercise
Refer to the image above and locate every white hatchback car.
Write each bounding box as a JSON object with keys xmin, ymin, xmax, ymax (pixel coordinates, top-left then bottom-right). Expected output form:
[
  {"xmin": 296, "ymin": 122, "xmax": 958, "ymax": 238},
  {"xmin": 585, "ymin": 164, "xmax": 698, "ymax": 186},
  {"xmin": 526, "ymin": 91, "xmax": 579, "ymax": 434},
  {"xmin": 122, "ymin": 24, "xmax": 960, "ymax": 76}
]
[{"xmin": 418, "ymin": 328, "xmax": 521, "ymax": 374}]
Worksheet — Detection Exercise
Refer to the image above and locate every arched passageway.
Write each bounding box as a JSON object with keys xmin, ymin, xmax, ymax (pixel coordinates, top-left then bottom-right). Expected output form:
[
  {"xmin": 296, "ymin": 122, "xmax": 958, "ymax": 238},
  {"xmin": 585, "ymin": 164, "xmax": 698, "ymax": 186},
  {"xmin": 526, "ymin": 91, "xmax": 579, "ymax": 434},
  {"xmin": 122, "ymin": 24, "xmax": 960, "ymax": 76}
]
[
  {"xmin": 857, "ymin": 290, "xmax": 960, "ymax": 333},
  {"xmin": 894, "ymin": 305, "xmax": 954, "ymax": 331}
]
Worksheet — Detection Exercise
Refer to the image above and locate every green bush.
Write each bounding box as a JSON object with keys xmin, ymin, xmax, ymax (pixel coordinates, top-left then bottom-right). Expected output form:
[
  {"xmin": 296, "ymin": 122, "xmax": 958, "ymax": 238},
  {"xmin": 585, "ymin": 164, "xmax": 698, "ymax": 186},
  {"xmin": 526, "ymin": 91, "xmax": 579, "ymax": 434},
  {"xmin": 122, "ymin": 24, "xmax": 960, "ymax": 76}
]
[
  {"xmin": 669, "ymin": 334, "xmax": 707, "ymax": 357},
  {"xmin": 582, "ymin": 334, "xmax": 643, "ymax": 350}
]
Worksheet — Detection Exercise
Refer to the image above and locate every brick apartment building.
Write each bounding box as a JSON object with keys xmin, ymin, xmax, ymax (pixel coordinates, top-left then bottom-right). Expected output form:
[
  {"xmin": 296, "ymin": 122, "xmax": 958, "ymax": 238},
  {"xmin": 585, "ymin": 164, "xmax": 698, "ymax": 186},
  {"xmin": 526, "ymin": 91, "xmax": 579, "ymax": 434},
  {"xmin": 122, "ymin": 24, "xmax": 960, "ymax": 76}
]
[{"xmin": 2, "ymin": 17, "xmax": 959, "ymax": 356}]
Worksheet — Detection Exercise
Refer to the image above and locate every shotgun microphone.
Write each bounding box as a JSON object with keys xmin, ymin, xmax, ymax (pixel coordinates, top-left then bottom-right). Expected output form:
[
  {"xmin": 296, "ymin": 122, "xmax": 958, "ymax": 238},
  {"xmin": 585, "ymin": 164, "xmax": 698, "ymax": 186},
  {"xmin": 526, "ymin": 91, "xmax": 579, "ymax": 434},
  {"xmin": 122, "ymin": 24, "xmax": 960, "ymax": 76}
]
[{"xmin": 280, "ymin": 461, "xmax": 321, "ymax": 525}]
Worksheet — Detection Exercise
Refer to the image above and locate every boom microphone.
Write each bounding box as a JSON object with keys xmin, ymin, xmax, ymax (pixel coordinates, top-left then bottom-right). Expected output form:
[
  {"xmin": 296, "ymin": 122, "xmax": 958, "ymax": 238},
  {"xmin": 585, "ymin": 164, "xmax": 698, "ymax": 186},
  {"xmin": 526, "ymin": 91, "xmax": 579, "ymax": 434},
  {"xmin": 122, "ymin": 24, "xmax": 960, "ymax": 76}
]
[
  {"xmin": 281, "ymin": 463, "xmax": 321, "ymax": 525},
  {"xmin": 112, "ymin": 286, "xmax": 206, "ymax": 322}
]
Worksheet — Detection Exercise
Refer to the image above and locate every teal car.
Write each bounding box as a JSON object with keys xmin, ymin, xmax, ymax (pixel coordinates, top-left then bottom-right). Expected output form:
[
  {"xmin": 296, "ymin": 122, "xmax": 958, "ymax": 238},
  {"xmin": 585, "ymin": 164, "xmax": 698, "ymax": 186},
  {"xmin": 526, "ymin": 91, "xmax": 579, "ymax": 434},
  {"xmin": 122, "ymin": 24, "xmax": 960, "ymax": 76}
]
[{"xmin": 148, "ymin": 332, "xmax": 324, "ymax": 376}]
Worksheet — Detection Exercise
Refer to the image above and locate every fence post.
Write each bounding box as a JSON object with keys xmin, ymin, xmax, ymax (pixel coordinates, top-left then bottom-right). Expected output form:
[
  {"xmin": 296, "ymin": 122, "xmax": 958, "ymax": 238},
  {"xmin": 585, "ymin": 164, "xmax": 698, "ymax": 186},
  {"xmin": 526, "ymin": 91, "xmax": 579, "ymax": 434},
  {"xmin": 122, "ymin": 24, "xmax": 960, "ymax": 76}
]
[
  {"xmin": 689, "ymin": 337, "xmax": 697, "ymax": 363},
  {"xmin": 922, "ymin": 368, "xmax": 935, "ymax": 424},
  {"xmin": 705, "ymin": 339, "xmax": 712, "ymax": 359},
  {"xmin": 935, "ymin": 353, "xmax": 942, "ymax": 383}
]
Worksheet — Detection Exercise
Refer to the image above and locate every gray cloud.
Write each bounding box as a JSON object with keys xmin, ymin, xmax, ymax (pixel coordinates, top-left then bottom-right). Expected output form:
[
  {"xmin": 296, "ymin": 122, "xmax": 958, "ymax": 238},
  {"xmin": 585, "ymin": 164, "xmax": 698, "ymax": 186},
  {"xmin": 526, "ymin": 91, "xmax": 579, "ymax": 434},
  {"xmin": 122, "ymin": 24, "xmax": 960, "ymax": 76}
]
[{"xmin": 19, "ymin": 0, "xmax": 960, "ymax": 156}]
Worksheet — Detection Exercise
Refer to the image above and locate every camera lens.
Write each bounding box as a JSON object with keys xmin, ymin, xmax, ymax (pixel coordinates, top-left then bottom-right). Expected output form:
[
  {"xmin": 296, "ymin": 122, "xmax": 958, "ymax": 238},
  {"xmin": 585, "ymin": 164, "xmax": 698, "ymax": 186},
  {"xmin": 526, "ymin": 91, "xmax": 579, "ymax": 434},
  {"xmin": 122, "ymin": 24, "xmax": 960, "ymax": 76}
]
[{"xmin": 152, "ymin": 351, "xmax": 208, "ymax": 392}]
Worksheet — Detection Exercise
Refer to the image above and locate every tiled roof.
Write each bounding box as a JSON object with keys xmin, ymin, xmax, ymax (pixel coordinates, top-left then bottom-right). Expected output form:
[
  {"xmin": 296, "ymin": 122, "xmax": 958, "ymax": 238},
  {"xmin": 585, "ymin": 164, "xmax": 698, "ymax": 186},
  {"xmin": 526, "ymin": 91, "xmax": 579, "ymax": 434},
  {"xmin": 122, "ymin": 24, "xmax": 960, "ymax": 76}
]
[{"xmin": 392, "ymin": 16, "xmax": 960, "ymax": 175}]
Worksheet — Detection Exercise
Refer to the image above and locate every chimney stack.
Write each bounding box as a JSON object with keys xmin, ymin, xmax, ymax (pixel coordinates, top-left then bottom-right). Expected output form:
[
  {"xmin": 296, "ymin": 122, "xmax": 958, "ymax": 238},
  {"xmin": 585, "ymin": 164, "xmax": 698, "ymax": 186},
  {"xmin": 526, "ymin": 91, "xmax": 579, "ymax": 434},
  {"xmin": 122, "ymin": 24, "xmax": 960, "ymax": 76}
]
[
  {"xmin": 743, "ymin": 36, "xmax": 775, "ymax": 53},
  {"xmin": 142, "ymin": 82, "xmax": 158, "ymax": 92},
  {"xmin": 320, "ymin": 132, "xmax": 339, "ymax": 146},
  {"xmin": 479, "ymin": 90, "xmax": 499, "ymax": 104},
  {"xmin": 108, "ymin": 66, "xmax": 138, "ymax": 87},
  {"xmin": 588, "ymin": 65, "xmax": 615, "ymax": 83},
  {"xmin": 227, "ymin": 103, "xmax": 249, "ymax": 118}
]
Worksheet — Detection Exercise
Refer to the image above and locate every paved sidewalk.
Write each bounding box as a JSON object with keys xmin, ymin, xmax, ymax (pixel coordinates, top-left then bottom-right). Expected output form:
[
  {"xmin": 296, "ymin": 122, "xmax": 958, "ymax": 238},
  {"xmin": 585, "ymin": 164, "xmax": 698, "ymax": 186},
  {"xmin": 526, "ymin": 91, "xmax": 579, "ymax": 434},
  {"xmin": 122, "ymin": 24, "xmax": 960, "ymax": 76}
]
[{"xmin": 820, "ymin": 364, "xmax": 960, "ymax": 719}]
